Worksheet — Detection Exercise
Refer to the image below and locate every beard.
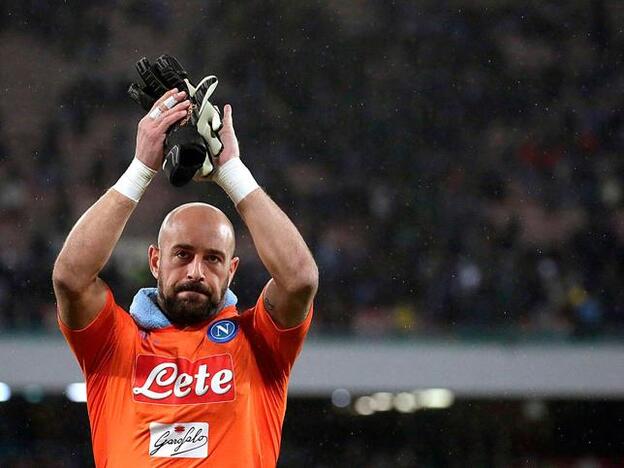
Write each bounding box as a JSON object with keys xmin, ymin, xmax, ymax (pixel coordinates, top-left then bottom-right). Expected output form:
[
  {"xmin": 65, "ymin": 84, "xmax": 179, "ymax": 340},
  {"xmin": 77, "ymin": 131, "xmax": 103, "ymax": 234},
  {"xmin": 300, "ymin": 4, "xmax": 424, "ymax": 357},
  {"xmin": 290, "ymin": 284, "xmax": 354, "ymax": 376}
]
[{"xmin": 157, "ymin": 277, "xmax": 228, "ymax": 327}]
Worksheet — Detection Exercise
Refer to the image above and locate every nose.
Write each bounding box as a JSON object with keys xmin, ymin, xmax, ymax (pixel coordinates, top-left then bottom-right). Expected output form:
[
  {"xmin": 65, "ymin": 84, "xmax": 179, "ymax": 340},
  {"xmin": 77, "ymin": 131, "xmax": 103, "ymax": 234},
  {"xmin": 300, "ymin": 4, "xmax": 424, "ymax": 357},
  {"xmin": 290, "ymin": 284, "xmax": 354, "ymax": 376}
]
[{"xmin": 186, "ymin": 256, "xmax": 205, "ymax": 281}]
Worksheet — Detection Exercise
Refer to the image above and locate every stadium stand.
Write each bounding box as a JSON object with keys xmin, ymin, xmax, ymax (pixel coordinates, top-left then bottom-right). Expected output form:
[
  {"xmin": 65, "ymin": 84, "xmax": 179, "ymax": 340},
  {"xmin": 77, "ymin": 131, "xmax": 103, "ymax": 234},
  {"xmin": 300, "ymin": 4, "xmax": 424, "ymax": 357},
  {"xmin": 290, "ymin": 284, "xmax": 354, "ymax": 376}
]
[
  {"xmin": 1, "ymin": 1, "xmax": 624, "ymax": 338},
  {"xmin": 1, "ymin": 1, "xmax": 624, "ymax": 465}
]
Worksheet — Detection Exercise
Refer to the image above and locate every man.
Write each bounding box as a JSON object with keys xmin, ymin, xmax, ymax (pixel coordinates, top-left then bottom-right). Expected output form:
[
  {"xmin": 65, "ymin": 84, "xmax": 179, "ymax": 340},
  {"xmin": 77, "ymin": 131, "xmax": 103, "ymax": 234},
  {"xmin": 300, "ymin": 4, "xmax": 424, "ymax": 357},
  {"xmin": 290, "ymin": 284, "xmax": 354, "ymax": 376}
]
[{"xmin": 52, "ymin": 88, "xmax": 318, "ymax": 467}]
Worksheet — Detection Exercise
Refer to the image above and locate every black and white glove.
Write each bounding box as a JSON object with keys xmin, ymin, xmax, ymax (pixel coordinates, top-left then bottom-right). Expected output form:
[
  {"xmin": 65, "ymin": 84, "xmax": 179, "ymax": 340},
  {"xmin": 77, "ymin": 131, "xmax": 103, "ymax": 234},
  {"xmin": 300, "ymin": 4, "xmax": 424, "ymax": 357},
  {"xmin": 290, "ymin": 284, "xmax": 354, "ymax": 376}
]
[
  {"xmin": 185, "ymin": 75, "xmax": 223, "ymax": 178},
  {"xmin": 128, "ymin": 54, "xmax": 223, "ymax": 186}
]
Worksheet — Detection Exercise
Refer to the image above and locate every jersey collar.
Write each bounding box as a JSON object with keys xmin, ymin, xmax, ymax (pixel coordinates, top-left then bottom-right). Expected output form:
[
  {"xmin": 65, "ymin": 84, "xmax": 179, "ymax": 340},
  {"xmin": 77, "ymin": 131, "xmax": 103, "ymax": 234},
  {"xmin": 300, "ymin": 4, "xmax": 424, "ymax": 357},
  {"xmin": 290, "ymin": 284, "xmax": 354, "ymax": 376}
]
[{"xmin": 129, "ymin": 287, "xmax": 238, "ymax": 331}]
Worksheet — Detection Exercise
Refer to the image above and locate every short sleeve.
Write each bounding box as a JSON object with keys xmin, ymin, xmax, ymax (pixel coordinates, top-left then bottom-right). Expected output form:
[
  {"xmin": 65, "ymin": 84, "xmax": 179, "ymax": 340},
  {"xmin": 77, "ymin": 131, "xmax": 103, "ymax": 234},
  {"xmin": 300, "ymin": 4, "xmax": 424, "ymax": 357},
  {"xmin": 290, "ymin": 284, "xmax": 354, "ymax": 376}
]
[
  {"xmin": 246, "ymin": 287, "xmax": 314, "ymax": 377},
  {"xmin": 58, "ymin": 288, "xmax": 125, "ymax": 375}
]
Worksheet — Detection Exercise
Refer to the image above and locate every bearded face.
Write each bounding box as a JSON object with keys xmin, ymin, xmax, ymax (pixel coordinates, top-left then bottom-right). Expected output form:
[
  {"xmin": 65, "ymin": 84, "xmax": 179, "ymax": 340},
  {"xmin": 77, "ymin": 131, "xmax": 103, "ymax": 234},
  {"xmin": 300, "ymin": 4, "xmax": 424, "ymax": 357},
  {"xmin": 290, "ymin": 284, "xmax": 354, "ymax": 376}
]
[
  {"xmin": 149, "ymin": 204, "xmax": 240, "ymax": 327},
  {"xmin": 157, "ymin": 275, "xmax": 229, "ymax": 326}
]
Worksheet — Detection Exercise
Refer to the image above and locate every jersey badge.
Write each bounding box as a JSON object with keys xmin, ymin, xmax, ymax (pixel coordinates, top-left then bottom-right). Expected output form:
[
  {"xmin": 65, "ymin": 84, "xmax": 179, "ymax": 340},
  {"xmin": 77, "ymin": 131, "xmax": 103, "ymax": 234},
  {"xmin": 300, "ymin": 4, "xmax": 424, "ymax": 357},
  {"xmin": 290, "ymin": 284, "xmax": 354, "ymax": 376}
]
[{"xmin": 208, "ymin": 319, "xmax": 238, "ymax": 343}]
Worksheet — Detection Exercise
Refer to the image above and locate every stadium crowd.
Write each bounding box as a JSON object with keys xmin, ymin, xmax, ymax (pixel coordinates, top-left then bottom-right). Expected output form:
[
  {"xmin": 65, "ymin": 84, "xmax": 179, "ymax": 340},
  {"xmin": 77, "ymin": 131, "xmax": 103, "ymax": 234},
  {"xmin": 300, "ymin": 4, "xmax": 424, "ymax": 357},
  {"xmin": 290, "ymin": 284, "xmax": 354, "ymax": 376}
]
[{"xmin": 0, "ymin": 0, "xmax": 623, "ymax": 339}]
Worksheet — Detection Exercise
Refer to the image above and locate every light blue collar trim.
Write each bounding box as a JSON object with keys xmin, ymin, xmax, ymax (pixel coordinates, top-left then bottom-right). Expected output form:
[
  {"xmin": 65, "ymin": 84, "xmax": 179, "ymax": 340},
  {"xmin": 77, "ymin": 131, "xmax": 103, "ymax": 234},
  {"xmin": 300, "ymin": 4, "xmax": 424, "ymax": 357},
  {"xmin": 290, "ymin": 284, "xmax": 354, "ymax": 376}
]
[{"xmin": 129, "ymin": 287, "xmax": 238, "ymax": 330}]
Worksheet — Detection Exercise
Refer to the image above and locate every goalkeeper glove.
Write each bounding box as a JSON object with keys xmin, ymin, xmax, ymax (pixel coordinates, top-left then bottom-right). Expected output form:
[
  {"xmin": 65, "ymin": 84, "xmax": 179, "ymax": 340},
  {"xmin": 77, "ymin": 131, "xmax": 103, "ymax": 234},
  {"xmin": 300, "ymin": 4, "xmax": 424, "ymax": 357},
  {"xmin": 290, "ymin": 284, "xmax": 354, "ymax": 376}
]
[
  {"xmin": 128, "ymin": 54, "xmax": 222, "ymax": 186},
  {"xmin": 184, "ymin": 74, "xmax": 223, "ymax": 178}
]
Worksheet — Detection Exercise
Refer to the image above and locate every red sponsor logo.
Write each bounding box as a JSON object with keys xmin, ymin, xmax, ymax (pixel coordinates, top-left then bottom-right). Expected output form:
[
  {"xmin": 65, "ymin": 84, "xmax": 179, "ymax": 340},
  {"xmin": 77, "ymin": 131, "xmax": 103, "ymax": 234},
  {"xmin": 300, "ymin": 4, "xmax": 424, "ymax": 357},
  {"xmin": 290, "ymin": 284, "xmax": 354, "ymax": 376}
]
[{"xmin": 132, "ymin": 354, "xmax": 235, "ymax": 405}]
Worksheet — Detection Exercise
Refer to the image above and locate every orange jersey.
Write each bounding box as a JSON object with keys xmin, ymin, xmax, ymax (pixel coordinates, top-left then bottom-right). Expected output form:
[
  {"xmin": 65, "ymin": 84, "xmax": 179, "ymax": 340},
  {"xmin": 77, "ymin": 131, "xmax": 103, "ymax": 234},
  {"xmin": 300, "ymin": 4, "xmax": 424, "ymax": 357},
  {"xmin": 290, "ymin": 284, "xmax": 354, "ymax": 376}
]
[{"xmin": 59, "ymin": 287, "xmax": 312, "ymax": 467}]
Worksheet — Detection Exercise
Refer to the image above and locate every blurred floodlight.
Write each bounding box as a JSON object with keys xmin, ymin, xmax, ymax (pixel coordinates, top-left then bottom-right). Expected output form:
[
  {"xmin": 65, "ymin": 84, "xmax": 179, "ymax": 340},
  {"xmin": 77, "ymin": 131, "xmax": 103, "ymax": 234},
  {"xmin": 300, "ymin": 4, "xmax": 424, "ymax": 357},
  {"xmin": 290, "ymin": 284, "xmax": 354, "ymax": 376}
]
[
  {"xmin": 371, "ymin": 392, "xmax": 393, "ymax": 411},
  {"xmin": 0, "ymin": 382, "xmax": 10, "ymax": 402},
  {"xmin": 331, "ymin": 388, "xmax": 352, "ymax": 408},
  {"xmin": 394, "ymin": 392, "xmax": 418, "ymax": 413},
  {"xmin": 354, "ymin": 396, "xmax": 376, "ymax": 416},
  {"xmin": 66, "ymin": 383, "xmax": 87, "ymax": 403},
  {"xmin": 417, "ymin": 388, "xmax": 454, "ymax": 409}
]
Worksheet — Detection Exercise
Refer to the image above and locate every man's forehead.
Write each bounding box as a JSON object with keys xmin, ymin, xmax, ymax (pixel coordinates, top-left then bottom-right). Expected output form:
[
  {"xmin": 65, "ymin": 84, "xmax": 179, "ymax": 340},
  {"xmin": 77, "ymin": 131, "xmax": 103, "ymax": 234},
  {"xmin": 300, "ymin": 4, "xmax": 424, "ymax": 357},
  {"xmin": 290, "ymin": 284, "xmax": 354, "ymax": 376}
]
[
  {"xmin": 158, "ymin": 203, "xmax": 235, "ymax": 253},
  {"xmin": 162, "ymin": 222, "xmax": 232, "ymax": 247}
]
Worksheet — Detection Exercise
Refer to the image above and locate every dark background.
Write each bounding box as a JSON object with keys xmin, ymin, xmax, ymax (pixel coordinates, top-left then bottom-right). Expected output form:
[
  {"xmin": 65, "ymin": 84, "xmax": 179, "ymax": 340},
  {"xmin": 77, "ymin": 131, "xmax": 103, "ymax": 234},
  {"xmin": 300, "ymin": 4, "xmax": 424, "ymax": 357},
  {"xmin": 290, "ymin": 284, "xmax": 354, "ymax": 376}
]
[
  {"xmin": 1, "ymin": 0, "xmax": 624, "ymax": 466},
  {"xmin": 1, "ymin": 397, "xmax": 623, "ymax": 467}
]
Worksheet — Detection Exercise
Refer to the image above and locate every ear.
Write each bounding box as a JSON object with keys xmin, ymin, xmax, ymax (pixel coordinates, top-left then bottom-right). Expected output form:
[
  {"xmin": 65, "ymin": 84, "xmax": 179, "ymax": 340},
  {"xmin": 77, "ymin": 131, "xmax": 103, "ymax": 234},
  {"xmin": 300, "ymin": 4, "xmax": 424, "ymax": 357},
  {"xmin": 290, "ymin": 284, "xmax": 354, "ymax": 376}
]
[
  {"xmin": 148, "ymin": 244, "xmax": 160, "ymax": 280},
  {"xmin": 227, "ymin": 256, "xmax": 240, "ymax": 287}
]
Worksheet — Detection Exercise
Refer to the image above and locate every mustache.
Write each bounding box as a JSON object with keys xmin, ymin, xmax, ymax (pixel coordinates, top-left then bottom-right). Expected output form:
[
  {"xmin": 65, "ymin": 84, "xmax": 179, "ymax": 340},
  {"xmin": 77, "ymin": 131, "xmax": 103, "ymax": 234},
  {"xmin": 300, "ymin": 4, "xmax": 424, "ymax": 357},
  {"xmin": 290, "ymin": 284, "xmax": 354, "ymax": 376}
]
[{"xmin": 174, "ymin": 282, "xmax": 212, "ymax": 296}]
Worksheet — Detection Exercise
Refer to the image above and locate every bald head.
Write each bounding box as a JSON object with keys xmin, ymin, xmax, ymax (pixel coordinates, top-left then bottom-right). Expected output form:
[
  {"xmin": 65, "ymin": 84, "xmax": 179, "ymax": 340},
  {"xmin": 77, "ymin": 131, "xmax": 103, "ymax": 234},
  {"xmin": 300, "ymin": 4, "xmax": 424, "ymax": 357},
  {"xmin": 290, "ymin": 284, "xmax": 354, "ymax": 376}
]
[{"xmin": 158, "ymin": 203, "xmax": 236, "ymax": 257}]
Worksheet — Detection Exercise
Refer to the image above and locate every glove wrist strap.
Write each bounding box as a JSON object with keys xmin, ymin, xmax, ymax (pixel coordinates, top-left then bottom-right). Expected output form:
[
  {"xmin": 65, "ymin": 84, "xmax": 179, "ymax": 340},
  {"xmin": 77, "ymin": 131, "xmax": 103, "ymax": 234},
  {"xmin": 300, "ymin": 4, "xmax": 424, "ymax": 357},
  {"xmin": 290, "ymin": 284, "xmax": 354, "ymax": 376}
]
[
  {"xmin": 112, "ymin": 158, "xmax": 157, "ymax": 202},
  {"xmin": 213, "ymin": 158, "xmax": 259, "ymax": 205}
]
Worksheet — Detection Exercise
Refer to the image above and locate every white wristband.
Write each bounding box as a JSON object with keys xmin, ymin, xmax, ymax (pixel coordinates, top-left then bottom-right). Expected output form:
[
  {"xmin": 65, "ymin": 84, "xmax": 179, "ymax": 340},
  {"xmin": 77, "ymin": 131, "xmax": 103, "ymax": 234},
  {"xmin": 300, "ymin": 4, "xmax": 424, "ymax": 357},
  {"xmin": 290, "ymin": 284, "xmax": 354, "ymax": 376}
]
[
  {"xmin": 112, "ymin": 158, "xmax": 157, "ymax": 203},
  {"xmin": 212, "ymin": 158, "xmax": 259, "ymax": 205}
]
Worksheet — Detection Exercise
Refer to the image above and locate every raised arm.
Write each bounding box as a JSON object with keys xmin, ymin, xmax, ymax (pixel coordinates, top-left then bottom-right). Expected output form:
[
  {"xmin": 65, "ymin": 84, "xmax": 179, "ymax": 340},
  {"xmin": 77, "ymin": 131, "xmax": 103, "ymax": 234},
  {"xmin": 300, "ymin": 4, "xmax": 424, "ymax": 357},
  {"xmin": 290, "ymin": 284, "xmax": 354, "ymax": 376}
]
[
  {"xmin": 209, "ymin": 105, "xmax": 318, "ymax": 328},
  {"xmin": 52, "ymin": 89, "xmax": 190, "ymax": 329}
]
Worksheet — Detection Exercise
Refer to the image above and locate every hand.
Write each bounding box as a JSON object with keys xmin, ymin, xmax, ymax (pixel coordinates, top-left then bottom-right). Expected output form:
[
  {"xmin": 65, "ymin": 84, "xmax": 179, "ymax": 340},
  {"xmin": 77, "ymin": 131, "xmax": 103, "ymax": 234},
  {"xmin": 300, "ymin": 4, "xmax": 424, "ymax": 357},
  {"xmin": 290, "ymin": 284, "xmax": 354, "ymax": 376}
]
[
  {"xmin": 134, "ymin": 89, "xmax": 191, "ymax": 171},
  {"xmin": 215, "ymin": 105, "xmax": 240, "ymax": 167}
]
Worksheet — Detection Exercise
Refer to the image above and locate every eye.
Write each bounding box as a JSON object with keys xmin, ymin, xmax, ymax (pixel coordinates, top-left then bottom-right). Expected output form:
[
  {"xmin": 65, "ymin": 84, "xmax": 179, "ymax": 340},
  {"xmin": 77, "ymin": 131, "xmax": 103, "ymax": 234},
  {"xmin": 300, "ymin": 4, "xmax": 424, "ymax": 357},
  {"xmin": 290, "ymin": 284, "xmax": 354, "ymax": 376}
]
[
  {"xmin": 176, "ymin": 250, "xmax": 190, "ymax": 260},
  {"xmin": 206, "ymin": 254, "xmax": 221, "ymax": 264}
]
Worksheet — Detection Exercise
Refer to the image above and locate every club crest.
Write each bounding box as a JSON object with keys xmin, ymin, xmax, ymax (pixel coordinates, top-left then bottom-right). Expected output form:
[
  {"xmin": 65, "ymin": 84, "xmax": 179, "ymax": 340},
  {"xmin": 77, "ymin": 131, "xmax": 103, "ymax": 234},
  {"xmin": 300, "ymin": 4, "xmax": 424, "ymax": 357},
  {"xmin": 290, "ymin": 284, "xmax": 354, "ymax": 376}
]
[{"xmin": 208, "ymin": 319, "xmax": 238, "ymax": 343}]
